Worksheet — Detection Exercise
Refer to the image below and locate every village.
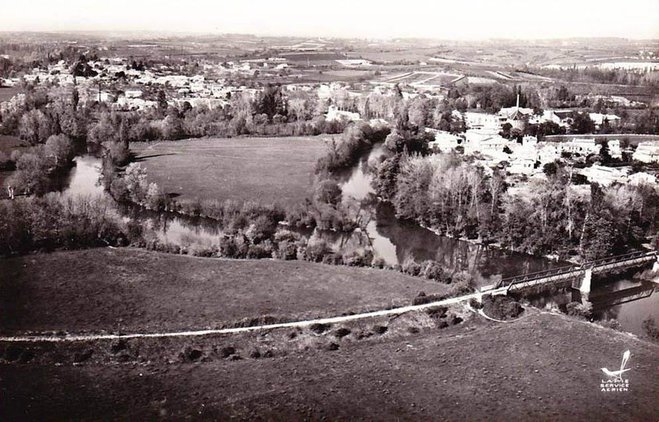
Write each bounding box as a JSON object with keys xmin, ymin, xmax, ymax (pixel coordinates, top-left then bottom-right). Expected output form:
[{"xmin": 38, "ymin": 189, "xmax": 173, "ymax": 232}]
[{"xmin": 3, "ymin": 55, "xmax": 658, "ymax": 192}]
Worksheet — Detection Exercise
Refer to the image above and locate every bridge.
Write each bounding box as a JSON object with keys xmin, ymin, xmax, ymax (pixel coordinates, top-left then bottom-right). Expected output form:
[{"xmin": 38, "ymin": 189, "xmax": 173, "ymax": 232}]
[{"xmin": 483, "ymin": 250, "xmax": 658, "ymax": 295}]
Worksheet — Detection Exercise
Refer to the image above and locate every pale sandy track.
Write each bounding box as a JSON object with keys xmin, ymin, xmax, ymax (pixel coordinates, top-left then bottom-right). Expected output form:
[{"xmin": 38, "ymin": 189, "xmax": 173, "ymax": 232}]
[{"xmin": 0, "ymin": 290, "xmax": 498, "ymax": 343}]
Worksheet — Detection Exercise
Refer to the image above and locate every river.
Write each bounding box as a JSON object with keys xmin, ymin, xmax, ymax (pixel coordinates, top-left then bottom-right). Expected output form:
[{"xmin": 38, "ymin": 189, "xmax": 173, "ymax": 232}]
[
  {"xmin": 333, "ymin": 145, "xmax": 659, "ymax": 336},
  {"xmin": 48, "ymin": 153, "xmax": 659, "ymax": 336}
]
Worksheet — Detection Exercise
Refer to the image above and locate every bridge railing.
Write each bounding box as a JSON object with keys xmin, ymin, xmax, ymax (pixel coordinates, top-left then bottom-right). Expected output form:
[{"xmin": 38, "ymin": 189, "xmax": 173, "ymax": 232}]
[
  {"xmin": 496, "ymin": 264, "xmax": 580, "ymax": 288},
  {"xmin": 589, "ymin": 250, "xmax": 656, "ymax": 268},
  {"xmin": 497, "ymin": 249, "xmax": 657, "ymax": 290}
]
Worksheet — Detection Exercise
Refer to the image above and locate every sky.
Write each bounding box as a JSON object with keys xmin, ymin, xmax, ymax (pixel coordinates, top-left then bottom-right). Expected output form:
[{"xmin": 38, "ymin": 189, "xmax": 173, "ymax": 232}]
[{"xmin": 0, "ymin": 0, "xmax": 658, "ymax": 40}]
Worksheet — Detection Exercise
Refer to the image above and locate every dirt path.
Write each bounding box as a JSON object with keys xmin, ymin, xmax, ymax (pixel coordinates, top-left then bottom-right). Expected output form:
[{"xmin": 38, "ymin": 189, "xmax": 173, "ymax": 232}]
[{"xmin": 0, "ymin": 290, "xmax": 494, "ymax": 343}]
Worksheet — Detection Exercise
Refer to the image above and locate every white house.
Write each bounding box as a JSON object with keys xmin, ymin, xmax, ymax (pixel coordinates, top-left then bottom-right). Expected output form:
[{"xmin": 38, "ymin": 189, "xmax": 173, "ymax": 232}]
[
  {"xmin": 632, "ymin": 142, "xmax": 659, "ymax": 163},
  {"xmin": 508, "ymin": 158, "xmax": 536, "ymax": 175},
  {"xmin": 628, "ymin": 172, "xmax": 658, "ymax": 187},
  {"xmin": 589, "ymin": 113, "xmax": 621, "ymax": 129},
  {"xmin": 428, "ymin": 131, "xmax": 462, "ymax": 152},
  {"xmin": 559, "ymin": 138, "xmax": 601, "ymax": 155},
  {"xmin": 114, "ymin": 96, "xmax": 157, "ymax": 110},
  {"xmin": 124, "ymin": 89, "xmax": 142, "ymax": 98},
  {"xmin": 537, "ymin": 144, "xmax": 561, "ymax": 164},
  {"xmin": 579, "ymin": 165, "xmax": 628, "ymax": 186},
  {"xmin": 336, "ymin": 59, "xmax": 372, "ymax": 67},
  {"xmin": 464, "ymin": 129, "xmax": 500, "ymax": 153},
  {"xmin": 480, "ymin": 136, "xmax": 511, "ymax": 156},
  {"xmin": 463, "ymin": 112, "xmax": 500, "ymax": 131},
  {"xmin": 529, "ymin": 110, "xmax": 568, "ymax": 127},
  {"xmin": 325, "ymin": 105, "xmax": 360, "ymax": 122},
  {"xmin": 607, "ymin": 139, "xmax": 622, "ymax": 159}
]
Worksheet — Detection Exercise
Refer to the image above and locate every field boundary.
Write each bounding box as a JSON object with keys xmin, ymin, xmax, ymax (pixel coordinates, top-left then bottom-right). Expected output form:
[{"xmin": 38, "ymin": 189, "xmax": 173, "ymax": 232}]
[{"xmin": 0, "ymin": 291, "xmax": 494, "ymax": 343}]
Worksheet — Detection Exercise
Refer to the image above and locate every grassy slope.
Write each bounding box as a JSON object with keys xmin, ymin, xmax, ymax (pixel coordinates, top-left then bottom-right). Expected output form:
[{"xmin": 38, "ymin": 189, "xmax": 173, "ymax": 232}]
[
  {"xmin": 1, "ymin": 312, "xmax": 657, "ymax": 421},
  {"xmin": 0, "ymin": 248, "xmax": 449, "ymax": 334},
  {"xmin": 130, "ymin": 136, "xmax": 329, "ymax": 205}
]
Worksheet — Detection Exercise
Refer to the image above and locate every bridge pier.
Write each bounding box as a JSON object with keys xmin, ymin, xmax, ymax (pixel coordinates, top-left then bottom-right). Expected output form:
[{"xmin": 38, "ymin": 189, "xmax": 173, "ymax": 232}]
[{"xmin": 579, "ymin": 268, "xmax": 592, "ymax": 295}]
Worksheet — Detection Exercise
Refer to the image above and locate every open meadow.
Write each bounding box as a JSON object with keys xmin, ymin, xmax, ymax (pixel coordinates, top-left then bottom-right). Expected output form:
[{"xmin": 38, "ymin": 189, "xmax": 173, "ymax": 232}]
[
  {"xmin": 131, "ymin": 136, "xmax": 329, "ymax": 205},
  {"xmin": 0, "ymin": 248, "xmax": 450, "ymax": 334}
]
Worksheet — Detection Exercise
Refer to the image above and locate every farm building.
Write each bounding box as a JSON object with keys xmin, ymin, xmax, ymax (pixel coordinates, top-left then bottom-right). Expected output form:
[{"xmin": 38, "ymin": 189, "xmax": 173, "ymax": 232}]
[
  {"xmin": 559, "ymin": 138, "xmax": 601, "ymax": 155},
  {"xmin": 326, "ymin": 105, "xmax": 360, "ymax": 122},
  {"xmin": 632, "ymin": 142, "xmax": 659, "ymax": 163}
]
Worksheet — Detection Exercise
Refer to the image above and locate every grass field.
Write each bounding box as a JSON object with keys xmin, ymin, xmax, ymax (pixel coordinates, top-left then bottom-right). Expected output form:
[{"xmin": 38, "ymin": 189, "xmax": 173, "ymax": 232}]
[
  {"xmin": 0, "ymin": 248, "xmax": 450, "ymax": 334},
  {"xmin": 130, "ymin": 136, "xmax": 330, "ymax": 205},
  {"xmin": 1, "ymin": 312, "xmax": 656, "ymax": 420}
]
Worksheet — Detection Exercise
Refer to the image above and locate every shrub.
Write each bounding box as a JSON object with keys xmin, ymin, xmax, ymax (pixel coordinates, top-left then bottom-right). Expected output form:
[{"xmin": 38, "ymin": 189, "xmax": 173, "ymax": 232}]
[
  {"xmin": 373, "ymin": 325, "xmax": 388, "ymax": 335},
  {"xmin": 482, "ymin": 295, "xmax": 524, "ymax": 320},
  {"xmin": 326, "ymin": 342, "xmax": 340, "ymax": 351},
  {"xmin": 190, "ymin": 244, "xmax": 219, "ymax": 257},
  {"xmin": 451, "ymin": 271, "xmax": 475, "ymax": 293},
  {"xmin": 371, "ymin": 257, "xmax": 386, "ymax": 269},
  {"xmin": 469, "ymin": 298, "xmax": 483, "ymax": 310},
  {"xmin": 342, "ymin": 248, "xmax": 374, "ymax": 267},
  {"xmin": 426, "ymin": 306, "xmax": 448, "ymax": 319},
  {"xmin": 309, "ymin": 323, "xmax": 330, "ymax": 334},
  {"xmin": 401, "ymin": 257, "xmax": 422, "ymax": 277},
  {"xmin": 448, "ymin": 315, "xmax": 463, "ymax": 325},
  {"xmin": 246, "ymin": 242, "xmax": 274, "ymax": 259},
  {"xmin": 144, "ymin": 182, "xmax": 167, "ymax": 211},
  {"xmin": 286, "ymin": 201, "xmax": 316, "ymax": 229},
  {"xmin": 126, "ymin": 219, "xmax": 145, "ymax": 245},
  {"xmin": 217, "ymin": 346, "xmax": 236, "ymax": 359},
  {"xmin": 598, "ymin": 319, "xmax": 621, "ymax": 331},
  {"xmin": 219, "ymin": 234, "xmax": 249, "ymax": 259},
  {"xmin": 314, "ymin": 179, "xmax": 342, "ymax": 206},
  {"xmin": 180, "ymin": 347, "xmax": 203, "ymax": 362},
  {"xmin": 565, "ymin": 301, "xmax": 592, "ymax": 320},
  {"xmin": 421, "ymin": 260, "xmax": 450, "ymax": 282},
  {"xmin": 412, "ymin": 292, "xmax": 450, "ymax": 305},
  {"xmin": 109, "ymin": 177, "xmax": 130, "ymax": 203},
  {"xmin": 334, "ymin": 328, "xmax": 352, "ymax": 338},
  {"xmin": 245, "ymin": 214, "xmax": 280, "ymax": 244},
  {"xmin": 314, "ymin": 122, "xmax": 390, "ymax": 174},
  {"xmin": 303, "ymin": 240, "xmax": 332, "ymax": 263},
  {"xmin": 642, "ymin": 317, "xmax": 659, "ymax": 340},
  {"xmin": 321, "ymin": 252, "xmax": 344, "ymax": 265},
  {"xmin": 274, "ymin": 240, "xmax": 298, "ymax": 260}
]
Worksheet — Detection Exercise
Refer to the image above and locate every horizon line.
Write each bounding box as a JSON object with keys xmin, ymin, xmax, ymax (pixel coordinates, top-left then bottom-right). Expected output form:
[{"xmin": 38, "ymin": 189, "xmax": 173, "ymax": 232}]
[{"xmin": 1, "ymin": 30, "xmax": 658, "ymax": 43}]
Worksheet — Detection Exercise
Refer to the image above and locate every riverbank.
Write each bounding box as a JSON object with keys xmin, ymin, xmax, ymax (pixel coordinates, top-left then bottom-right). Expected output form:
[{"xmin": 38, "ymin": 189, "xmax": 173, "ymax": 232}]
[{"xmin": 1, "ymin": 311, "xmax": 657, "ymax": 421}]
